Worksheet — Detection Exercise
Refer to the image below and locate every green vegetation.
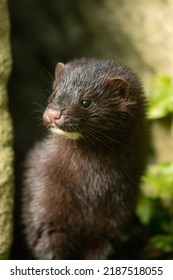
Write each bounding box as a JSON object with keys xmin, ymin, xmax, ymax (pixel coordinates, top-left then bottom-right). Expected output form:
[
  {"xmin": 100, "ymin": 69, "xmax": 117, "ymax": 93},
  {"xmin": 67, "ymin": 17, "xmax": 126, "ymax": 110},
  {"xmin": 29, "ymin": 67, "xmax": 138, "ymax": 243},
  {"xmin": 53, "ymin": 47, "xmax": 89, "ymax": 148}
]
[
  {"xmin": 148, "ymin": 76, "xmax": 173, "ymax": 119},
  {"xmin": 137, "ymin": 75, "xmax": 173, "ymax": 258}
]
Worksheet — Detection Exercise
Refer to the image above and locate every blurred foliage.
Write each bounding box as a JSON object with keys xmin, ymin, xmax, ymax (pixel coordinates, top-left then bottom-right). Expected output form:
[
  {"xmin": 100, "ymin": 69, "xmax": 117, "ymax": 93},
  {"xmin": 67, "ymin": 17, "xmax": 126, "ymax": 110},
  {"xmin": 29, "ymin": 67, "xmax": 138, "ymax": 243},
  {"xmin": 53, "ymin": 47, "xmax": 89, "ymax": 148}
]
[
  {"xmin": 148, "ymin": 76, "xmax": 173, "ymax": 120},
  {"xmin": 143, "ymin": 162, "xmax": 173, "ymax": 201},
  {"xmin": 136, "ymin": 75, "xmax": 173, "ymax": 258},
  {"xmin": 148, "ymin": 234, "xmax": 173, "ymax": 253}
]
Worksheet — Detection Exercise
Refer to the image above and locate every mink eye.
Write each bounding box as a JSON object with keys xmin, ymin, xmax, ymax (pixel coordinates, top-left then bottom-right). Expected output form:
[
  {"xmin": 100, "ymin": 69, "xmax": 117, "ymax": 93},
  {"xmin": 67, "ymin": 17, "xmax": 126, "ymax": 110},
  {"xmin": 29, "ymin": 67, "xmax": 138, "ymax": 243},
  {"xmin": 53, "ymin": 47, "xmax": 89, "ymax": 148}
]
[{"xmin": 81, "ymin": 100, "xmax": 91, "ymax": 108}]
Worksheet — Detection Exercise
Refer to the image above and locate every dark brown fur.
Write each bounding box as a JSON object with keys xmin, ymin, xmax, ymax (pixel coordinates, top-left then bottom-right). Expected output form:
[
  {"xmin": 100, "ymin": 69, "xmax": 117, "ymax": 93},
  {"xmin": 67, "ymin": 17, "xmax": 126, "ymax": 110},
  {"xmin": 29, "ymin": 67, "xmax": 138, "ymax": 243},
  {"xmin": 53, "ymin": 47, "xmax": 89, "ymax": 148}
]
[{"xmin": 22, "ymin": 58, "xmax": 148, "ymax": 259}]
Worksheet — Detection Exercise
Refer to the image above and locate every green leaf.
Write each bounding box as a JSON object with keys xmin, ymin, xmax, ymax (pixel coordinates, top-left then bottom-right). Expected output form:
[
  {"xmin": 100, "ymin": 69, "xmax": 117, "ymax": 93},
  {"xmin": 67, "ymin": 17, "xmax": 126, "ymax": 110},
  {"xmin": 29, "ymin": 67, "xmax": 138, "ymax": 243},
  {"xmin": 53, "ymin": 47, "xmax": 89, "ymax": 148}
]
[
  {"xmin": 142, "ymin": 162, "xmax": 173, "ymax": 200},
  {"xmin": 148, "ymin": 76, "xmax": 173, "ymax": 119},
  {"xmin": 136, "ymin": 195, "xmax": 154, "ymax": 225},
  {"xmin": 147, "ymin": 234, "xmax": 173, "ymax": 253}
]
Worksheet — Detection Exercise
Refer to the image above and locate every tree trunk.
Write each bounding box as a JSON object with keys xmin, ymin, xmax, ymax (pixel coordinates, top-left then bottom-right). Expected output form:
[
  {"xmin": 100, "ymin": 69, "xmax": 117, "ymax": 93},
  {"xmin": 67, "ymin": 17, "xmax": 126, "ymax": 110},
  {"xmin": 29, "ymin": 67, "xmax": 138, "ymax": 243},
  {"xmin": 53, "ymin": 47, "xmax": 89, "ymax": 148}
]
[{"xmin": 0, "ymin": 0, "xmax": 14, "ymax": 259}]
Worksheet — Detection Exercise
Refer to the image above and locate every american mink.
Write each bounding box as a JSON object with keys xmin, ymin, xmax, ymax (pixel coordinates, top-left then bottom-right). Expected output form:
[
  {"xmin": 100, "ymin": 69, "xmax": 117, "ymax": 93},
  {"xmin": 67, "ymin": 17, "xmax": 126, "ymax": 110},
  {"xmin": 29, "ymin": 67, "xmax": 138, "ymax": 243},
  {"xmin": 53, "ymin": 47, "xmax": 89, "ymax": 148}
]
[{"xmin": 22, "ymin": 58, "xmax": 147, "ymax": 259}]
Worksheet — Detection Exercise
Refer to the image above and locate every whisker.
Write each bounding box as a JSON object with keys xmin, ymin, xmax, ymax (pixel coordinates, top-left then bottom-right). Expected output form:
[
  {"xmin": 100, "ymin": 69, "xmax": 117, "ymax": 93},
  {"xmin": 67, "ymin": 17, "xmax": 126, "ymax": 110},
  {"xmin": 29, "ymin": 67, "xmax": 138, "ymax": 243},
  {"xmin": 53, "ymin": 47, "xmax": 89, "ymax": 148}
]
[
  {"xmin": 81, "ymin": 122, "xmax": 129, "ymax": 152},
  {"xmin": 80, "ymin": 124, "xmax": 115, "ymax": 152},
  {"xmin": 32, "ymin": 101, "xmax": 44, "ymax": 109},
  {"xmin": 41, "ymin": 68, "xmax": 54, "ymax": 80},
  {"xmin": 79, "ymin": 127, "xmax": 96, "ymax": 146}
]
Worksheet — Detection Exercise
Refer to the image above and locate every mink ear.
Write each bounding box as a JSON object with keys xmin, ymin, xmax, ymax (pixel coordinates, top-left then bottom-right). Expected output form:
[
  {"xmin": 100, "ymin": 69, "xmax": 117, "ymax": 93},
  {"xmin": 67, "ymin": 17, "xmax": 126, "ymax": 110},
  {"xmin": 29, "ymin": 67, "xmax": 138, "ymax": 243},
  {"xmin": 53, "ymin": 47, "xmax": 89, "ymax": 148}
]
[
  {"xmin": 105, "ymin": 77, "xmax": 130, "ymax": 99},
  {"xmin": 53, "ymin": 62, "xmax": 65, "ymax": 91}
]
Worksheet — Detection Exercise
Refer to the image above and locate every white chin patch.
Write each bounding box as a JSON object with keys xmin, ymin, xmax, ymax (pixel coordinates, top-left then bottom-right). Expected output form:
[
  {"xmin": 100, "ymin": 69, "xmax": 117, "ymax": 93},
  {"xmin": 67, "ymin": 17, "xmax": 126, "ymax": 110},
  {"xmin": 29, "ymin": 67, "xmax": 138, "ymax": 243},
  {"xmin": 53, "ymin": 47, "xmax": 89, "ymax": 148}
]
[{"xmin": 50, "ymin": 126, "xmax": 82, "ymax": 140}]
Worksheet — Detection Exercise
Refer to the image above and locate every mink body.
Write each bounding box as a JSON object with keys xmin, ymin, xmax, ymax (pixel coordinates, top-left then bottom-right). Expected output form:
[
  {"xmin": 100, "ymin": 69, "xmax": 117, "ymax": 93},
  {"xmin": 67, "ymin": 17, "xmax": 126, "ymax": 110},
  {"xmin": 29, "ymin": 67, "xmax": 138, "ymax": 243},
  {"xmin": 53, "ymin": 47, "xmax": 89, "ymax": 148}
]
[{"xmin": 22, "ymin": 58, "xmax": 147, "ymax": 259}]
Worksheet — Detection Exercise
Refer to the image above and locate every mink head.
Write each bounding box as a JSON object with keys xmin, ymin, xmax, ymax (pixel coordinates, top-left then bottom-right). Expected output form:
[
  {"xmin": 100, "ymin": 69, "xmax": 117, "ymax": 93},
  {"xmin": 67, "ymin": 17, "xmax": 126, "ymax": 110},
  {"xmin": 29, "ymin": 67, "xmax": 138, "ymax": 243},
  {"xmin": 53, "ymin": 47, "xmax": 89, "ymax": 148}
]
[{"xmin": 43, "ymin": 58, "xmax": 144, "ymax": 144}]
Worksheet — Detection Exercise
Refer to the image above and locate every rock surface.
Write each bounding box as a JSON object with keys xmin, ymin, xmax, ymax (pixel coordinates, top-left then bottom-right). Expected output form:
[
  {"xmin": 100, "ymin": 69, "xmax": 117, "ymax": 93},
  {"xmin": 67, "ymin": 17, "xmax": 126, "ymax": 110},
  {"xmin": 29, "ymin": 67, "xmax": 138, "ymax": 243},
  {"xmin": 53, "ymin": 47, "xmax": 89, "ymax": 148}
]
[{"xmin": 0, "ymin": 0, "xmax": 14, "ymax": 259}]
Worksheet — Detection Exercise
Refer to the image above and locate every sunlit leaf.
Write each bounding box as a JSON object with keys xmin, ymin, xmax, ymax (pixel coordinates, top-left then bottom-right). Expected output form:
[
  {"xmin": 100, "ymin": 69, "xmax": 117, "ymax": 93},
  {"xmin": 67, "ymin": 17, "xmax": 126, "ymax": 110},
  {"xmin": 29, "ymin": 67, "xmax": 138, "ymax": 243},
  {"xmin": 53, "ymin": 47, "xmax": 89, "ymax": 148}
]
[
  {"xmin": 142, "ymin": 162, "xmax": 173, "ymax": 200},
  {"xmin": 136, "ymin": 195, "xmax": 154, "ymax": 225},
  {"xmin": 148, "ymin": 76, "xmax": 173, "ymax": 119},
  {"xmin": 147, "ymin": 234, "xmax": 173, "ymax": 253}
]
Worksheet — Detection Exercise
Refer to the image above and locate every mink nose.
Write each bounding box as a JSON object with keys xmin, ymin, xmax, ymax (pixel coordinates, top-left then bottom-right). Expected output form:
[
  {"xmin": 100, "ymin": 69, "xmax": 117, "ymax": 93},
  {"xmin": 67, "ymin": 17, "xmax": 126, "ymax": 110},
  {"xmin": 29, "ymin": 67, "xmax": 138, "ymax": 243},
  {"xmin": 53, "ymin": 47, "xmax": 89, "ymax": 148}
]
[{"xmin": 43, "ymin": 108, "xmax": 61, "ymax": 124}]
